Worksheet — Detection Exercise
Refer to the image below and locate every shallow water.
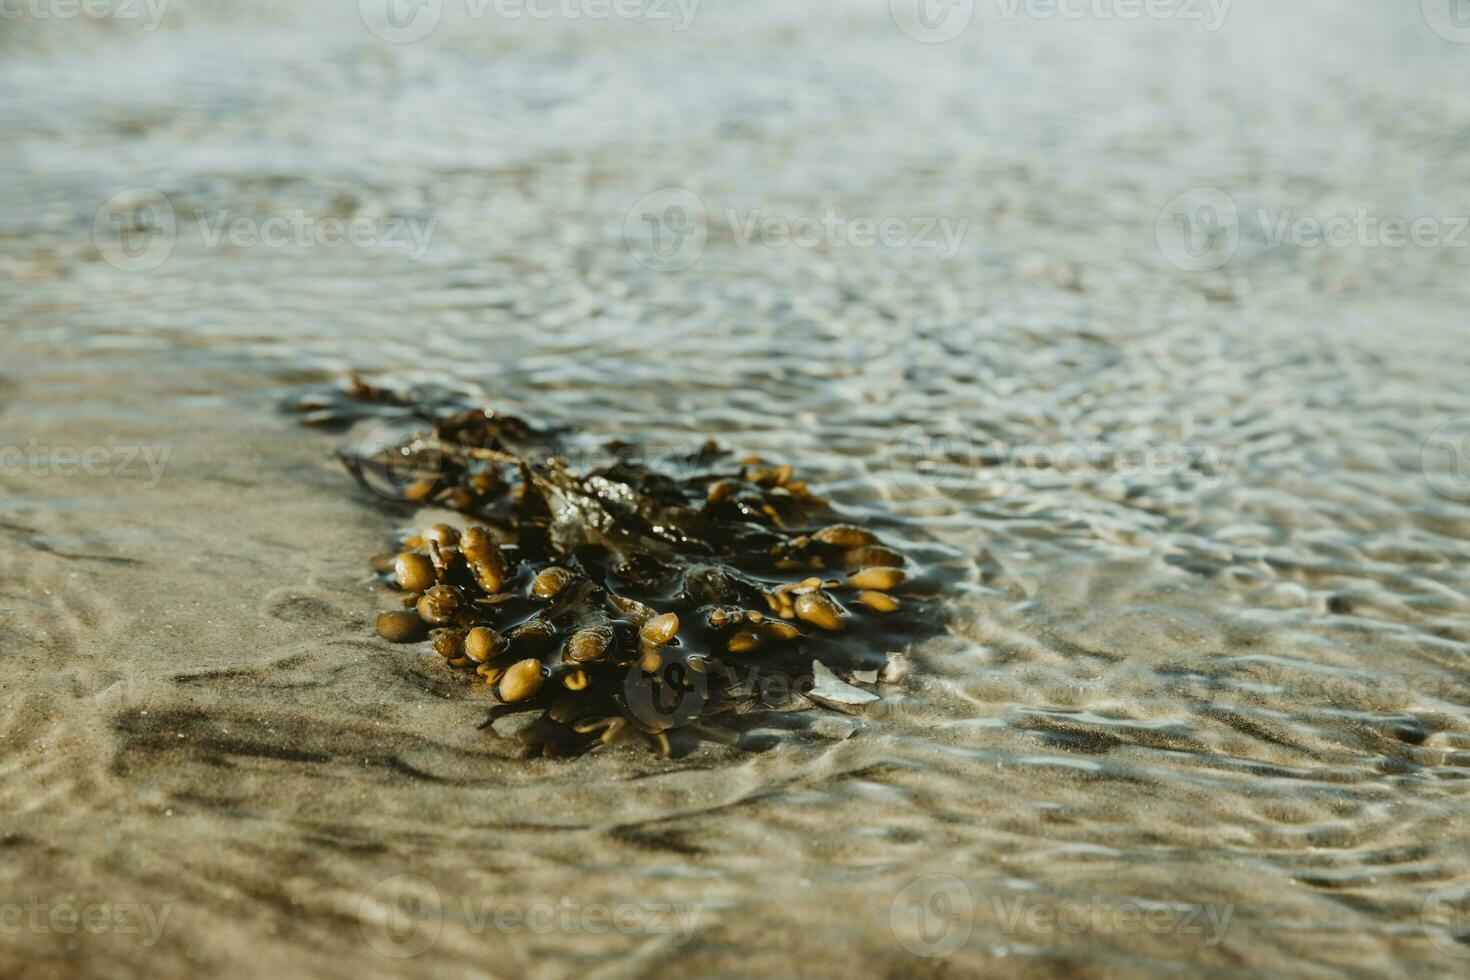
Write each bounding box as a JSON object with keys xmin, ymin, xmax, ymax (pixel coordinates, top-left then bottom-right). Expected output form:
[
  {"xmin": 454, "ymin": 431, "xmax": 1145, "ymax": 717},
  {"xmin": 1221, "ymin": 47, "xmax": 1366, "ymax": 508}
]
[{"xmin": 3, "ymin": 1, "xmax": 1470, "ymax": 976}]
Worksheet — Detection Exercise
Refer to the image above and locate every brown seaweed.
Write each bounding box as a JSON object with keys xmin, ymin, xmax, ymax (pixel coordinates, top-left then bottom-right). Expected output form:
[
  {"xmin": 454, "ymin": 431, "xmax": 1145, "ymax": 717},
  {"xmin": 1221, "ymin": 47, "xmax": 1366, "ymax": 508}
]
[{"xmin": 296, "ymin": 376, "xmax": 928, "ymax": 758}]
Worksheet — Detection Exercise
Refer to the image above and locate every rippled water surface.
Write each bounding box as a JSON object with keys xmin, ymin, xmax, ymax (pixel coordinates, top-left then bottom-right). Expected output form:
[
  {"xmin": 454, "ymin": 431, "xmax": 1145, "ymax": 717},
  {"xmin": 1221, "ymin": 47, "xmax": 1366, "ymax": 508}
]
[{"xmin": 3, "ymin": 2, "xmax": 1470, "ymax": 977}]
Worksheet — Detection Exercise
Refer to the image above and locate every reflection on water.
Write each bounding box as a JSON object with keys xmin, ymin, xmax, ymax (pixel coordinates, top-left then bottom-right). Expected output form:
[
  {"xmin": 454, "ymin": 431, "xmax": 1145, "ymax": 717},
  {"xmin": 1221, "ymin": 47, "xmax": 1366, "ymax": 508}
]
[{"xmin": 2, "ymin": 1, "xmax": 1470, "ymax": 976}]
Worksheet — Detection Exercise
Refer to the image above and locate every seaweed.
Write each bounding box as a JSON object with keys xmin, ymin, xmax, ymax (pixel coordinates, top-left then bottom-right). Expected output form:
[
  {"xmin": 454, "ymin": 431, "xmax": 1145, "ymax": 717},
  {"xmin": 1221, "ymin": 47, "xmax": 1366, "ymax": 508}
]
[{"xmin": 295, "ymin": 376, "xmax": 926, "ymax": 758}]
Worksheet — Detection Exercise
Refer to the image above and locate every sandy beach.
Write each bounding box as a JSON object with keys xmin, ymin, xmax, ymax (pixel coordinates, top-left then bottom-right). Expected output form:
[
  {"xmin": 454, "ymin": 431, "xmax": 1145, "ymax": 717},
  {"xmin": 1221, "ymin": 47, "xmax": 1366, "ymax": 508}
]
[{"xmin": 3, "ymin": 1, "xmax": 1470, "ymax": 976}]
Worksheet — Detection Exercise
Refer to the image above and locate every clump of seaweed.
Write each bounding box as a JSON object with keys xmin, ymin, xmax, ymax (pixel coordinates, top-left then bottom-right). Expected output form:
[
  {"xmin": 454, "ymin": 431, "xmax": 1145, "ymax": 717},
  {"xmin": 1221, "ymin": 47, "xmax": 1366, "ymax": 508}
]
[{"xmin": 296, "ymin": 376, "xmax": 924, "ymax": 758}]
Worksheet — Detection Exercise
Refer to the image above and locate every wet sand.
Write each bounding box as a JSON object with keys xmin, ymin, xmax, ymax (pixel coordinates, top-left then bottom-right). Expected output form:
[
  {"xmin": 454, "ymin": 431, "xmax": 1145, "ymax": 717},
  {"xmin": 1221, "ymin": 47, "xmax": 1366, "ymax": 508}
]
[{"xmin": 3, "ymin": 1, "xmax": 1470, "ymax": 977}]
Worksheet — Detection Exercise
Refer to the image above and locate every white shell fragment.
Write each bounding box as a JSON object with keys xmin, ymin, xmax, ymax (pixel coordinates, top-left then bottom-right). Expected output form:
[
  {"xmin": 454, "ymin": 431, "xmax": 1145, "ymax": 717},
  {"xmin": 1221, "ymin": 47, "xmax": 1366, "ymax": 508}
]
[
  {"xmin": 880, "ymin": 653, "xmax": 908, "ymax": 683},
  {"xmin": 808, "ymin": 715, "xmax": 861, "ymax": 741},
  {"xmin": 808, "ymin": 660, "xmax": 880, "ymax": 712}
]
